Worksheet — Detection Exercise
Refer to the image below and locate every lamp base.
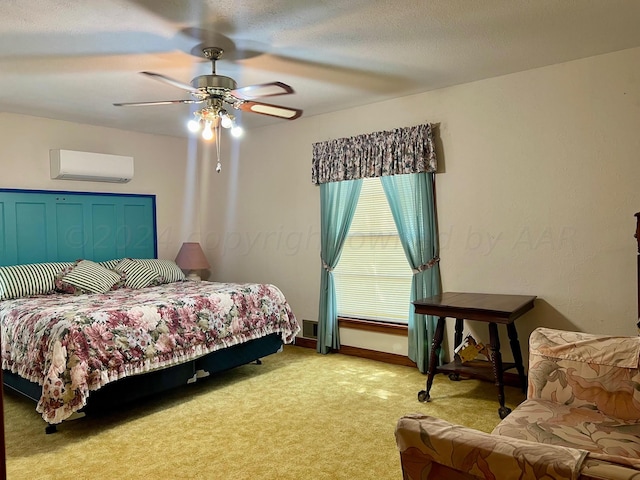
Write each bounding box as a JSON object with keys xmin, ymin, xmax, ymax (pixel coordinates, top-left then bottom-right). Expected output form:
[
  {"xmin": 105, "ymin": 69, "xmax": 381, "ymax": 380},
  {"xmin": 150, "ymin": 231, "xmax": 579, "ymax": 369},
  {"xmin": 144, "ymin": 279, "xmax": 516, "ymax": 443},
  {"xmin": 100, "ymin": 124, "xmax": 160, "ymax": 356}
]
[{"xmin": 186, "ymin": 273, "xmax": 202, "ymax": 282}]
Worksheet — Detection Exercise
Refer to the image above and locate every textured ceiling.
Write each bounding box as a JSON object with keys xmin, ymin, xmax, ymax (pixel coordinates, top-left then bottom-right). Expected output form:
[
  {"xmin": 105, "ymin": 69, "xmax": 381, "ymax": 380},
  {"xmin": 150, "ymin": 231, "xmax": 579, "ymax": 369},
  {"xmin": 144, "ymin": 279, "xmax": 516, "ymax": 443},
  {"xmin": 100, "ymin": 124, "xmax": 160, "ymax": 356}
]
[{"xmin": 1, "ymin": 0, "xmax": 640, "ymax": 138}]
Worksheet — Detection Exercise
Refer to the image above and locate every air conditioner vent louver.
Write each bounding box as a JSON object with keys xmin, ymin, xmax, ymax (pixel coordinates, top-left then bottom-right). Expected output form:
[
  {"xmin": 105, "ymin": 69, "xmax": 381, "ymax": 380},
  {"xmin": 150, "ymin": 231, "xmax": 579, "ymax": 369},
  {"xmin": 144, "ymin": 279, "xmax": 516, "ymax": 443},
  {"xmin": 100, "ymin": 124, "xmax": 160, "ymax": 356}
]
[
  {"xmin": 302, "ymin": 320, "xmax": 318, "ymax": 339},
  {"xmin": 50, "ymin": 149, "xmax": 134, "ymax": 183}
]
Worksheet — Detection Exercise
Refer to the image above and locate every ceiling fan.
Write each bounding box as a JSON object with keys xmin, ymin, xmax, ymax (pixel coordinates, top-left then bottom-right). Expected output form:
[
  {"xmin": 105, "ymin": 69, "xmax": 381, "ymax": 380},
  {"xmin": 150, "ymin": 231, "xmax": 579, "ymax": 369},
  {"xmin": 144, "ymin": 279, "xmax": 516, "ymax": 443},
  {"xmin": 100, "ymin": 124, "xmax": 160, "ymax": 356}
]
[
  {"xmin": 114, "ymin": 46, "xmax": 302, "ymax": 172},
  {"xmin": 113, "ymin": 46, "xmax": 303, "ymax": 125}
]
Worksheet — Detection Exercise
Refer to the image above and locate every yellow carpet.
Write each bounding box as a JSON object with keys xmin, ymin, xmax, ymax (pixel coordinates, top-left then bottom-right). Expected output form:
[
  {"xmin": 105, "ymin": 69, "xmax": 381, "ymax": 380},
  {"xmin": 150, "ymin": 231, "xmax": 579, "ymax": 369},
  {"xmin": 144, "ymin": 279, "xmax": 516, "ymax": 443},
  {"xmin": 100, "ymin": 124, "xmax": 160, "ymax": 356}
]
[{"xmin": 4, "ymin": 346, "xmax": 525, "ymax": 479}]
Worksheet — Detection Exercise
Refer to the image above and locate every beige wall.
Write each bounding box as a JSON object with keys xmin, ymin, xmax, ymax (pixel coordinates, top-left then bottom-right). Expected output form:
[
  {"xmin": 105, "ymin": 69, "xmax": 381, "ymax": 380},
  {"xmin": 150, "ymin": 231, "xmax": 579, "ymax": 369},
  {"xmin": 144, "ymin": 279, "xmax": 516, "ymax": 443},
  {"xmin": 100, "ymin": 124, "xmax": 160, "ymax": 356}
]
[
  {"xmin": 0, "ymin": 114, "xmax": 191, "ymax": 260},
  {"xmin": 203, "ymin": 46, "xmax": 640, "ymax": 361},
  {"xmin": 2, "ymin": 45, "xmax": 640, "ymax": 363}
]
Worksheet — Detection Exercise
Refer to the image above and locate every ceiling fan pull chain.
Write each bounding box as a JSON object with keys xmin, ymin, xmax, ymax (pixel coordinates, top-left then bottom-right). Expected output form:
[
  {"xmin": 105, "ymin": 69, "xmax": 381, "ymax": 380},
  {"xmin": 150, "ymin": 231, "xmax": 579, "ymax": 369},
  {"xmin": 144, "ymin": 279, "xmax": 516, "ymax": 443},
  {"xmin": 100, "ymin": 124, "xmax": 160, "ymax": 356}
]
[{"xmin": 215, "ymin": 122, "xmax": 222, "ymax": 173}]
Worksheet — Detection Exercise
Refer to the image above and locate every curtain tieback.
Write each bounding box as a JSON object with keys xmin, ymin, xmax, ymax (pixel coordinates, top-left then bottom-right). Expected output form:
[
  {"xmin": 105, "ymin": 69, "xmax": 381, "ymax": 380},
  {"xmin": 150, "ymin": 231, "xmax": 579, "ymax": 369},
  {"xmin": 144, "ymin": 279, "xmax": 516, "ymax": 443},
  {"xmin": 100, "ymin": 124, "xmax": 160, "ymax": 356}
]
[
  {"xmin": 412, "ymin": 256, "xmax": 440, "ymax": 274},
  {"xmin": 321, "ymin": 258, "xmax": 333, "ymax": 272}
]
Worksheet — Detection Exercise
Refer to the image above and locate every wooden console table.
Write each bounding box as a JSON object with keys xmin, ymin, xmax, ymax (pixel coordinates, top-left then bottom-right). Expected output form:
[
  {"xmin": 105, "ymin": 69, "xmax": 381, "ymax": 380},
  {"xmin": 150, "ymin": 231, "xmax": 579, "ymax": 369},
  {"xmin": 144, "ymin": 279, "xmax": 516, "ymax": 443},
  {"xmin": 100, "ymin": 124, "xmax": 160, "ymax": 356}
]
[{"xmin": 413, "ymin": 292, "xmax": 536, "ymax": 418}]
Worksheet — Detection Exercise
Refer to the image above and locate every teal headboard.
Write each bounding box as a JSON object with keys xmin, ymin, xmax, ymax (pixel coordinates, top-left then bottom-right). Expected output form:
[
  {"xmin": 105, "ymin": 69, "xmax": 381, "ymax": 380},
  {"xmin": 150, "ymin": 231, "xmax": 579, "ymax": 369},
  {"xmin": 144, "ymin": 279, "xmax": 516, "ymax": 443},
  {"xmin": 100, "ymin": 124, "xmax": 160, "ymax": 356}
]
[{"xmin": 0, "ymin": 188, "xmax": 157, "ymax": 266}]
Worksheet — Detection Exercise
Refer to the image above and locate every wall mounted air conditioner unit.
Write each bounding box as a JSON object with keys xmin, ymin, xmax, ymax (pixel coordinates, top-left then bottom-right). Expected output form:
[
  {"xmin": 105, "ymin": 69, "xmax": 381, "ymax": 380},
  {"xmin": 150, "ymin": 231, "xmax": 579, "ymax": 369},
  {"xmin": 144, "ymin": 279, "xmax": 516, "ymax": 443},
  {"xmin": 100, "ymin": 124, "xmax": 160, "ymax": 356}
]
[{"xmin": 50, "ymin": 149, "xmax": 134, "ymax": 183}]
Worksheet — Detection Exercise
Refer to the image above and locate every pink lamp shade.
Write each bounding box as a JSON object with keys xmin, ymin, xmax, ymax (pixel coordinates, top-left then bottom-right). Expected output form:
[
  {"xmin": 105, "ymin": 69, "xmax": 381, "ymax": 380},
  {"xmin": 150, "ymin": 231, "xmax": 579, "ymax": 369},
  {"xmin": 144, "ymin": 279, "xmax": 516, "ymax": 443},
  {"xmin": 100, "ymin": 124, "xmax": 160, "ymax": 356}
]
[{"xmin": 175, "ymin": 242, "xmax": 210, "ymax": 280}]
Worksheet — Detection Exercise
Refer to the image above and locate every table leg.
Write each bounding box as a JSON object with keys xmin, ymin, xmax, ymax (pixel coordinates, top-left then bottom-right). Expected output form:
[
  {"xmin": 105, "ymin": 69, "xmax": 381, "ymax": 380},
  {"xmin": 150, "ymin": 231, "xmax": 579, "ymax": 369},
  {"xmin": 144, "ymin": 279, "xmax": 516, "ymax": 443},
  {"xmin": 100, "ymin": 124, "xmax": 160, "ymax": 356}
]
[
  {"xmin": 418, "ymin": 316, "xmax": 445, "ymax": 402},
  {"xmin": 488, "ymin": 322, "xmax": 511, "ymax": 419},
  {"xmin": 453, "ymin": 318, "xmax": 464, "ymax": 350},
  {"xmin": 506, "ymin": 323, "xmax": 527, "ymax": 392},
  {"xmin": 448, "ymin": 318, "xmax": 465, "ymax": 381}
]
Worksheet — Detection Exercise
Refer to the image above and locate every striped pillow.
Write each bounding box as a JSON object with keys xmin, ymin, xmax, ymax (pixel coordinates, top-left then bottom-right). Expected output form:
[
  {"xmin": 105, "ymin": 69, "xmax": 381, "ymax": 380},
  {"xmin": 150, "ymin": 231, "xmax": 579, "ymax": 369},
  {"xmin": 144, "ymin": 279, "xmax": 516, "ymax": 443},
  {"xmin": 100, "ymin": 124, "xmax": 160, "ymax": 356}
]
[
  {"xmin": 113, "ymin": 258, "xmax": 162, "ymax": 289},
  {"xmin": 60, "ymin": 260, "xmax": 122, "ymax": 294},
  {"xmin": 133, "ymin": 259, "xmax": 186, "ymax": 284},
  {"xmin": 98, "ymin": 259, "xmax": 123, "ymax": 270},
  {"xmin": 0, "ymin": 262, "xmax": 73, "ymax": 300}
]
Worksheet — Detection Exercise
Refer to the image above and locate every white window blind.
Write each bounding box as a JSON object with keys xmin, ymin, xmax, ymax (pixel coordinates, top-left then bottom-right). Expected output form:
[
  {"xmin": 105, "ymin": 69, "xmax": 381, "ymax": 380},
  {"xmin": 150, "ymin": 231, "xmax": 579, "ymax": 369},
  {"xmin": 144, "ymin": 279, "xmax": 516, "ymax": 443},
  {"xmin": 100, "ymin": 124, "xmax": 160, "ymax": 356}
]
[{"xmin": 333, "ymin": 177, "xmax": 413, "ymax": 324}]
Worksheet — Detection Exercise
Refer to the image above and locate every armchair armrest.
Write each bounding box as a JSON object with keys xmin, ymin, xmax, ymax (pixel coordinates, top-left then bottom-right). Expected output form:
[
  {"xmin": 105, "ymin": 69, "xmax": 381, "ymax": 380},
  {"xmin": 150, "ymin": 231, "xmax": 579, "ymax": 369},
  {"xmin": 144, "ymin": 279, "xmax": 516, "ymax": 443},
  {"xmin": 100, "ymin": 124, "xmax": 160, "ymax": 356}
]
[
  {"xmin": 395, "ymin": 414, "xmax": 587, "ymax": 480},
  {"xmin": 527, "ymin": 328, "xmax": 640, "ymax": 420}
]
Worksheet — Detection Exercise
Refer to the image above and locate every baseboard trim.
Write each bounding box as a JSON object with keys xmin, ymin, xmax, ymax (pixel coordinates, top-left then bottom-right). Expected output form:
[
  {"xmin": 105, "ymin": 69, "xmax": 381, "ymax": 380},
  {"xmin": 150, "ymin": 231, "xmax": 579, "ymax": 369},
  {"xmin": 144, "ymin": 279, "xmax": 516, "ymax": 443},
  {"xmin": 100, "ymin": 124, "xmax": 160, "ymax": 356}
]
[
  {"xmin": 338, "ymin": 345, "xmax": 417, "ymax": 367},
  {"xmin": 292, "ymin": 337, "xmax": 526, "ymax": 388},
  {"xmin": 293, "ymin": 337, "xmax": 317, "ymax": 349},
  {"xmin": 293, "ymin": 337, "xmax": 416, "ymax": 368}
]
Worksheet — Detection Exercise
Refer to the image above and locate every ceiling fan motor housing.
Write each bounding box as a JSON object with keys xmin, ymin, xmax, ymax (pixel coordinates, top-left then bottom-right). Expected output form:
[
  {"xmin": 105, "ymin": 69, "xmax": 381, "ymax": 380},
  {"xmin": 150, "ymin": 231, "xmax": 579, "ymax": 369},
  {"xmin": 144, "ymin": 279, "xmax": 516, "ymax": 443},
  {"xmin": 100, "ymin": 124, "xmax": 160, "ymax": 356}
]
[
  {"xmin": 114, "ymin": 45, "xmax": 302, "ymax": 120},
  {"xmin": 191, "ymin": 75, "xmax": 237, "ymax": 93}
]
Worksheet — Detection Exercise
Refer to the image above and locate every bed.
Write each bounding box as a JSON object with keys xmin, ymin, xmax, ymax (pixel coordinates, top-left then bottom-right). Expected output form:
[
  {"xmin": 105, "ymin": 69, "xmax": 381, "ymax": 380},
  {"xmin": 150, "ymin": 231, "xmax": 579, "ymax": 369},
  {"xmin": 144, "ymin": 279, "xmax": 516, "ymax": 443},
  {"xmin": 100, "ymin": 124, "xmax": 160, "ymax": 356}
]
[{"xmin": 0, "ymin": 188, "xmax": 300, "ymax": 432}]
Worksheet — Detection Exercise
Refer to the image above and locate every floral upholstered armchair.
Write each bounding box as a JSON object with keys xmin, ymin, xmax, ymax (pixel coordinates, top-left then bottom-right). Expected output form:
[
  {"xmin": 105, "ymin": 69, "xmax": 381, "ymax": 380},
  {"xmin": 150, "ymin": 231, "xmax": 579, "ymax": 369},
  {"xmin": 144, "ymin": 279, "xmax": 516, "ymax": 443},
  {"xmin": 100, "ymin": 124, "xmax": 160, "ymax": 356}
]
[{"xmin": 395, "ymin": 327, "xmax": 640, "ymax": 480}]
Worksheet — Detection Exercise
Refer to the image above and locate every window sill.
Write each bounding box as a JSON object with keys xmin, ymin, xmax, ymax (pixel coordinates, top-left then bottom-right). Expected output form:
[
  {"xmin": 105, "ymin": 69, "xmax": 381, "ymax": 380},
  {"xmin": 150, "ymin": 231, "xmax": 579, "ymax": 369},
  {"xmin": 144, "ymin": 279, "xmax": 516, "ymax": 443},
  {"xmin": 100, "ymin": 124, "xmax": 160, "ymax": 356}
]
[
  {"xmin": 295, "ymin": 318, "xmax": 413, "ymax": 367},
  {"xmin": 338, "ymin": 317, "xmax": 408, "ymax": 336}
]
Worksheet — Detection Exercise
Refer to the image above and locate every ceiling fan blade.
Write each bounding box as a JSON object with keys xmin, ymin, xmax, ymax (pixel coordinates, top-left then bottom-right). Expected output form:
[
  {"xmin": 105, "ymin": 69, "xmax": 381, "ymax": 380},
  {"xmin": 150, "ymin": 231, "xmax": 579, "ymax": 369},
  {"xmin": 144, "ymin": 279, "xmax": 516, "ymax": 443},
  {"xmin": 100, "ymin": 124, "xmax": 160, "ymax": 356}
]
[
  {"xmin": 113, "ymin": 99, "xmax": 202, "ymax": 107},
  {"xmin": 237, "ymin": 101, "xmax": 303, "ymax": 120},
  {"xmin": 140, "ymin": 71, "xmax": 199, "ymax": 93},
  {"xmin": 231, "ymin": 82, "xmax": 294, "ymax": 99}
]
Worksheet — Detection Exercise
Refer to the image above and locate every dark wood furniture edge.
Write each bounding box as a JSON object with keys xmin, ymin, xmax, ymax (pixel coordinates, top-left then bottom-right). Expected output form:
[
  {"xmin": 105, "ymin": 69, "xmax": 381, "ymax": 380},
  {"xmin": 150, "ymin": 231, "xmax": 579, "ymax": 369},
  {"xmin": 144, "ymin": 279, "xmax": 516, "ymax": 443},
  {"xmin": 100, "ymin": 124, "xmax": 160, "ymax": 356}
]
[
  {"xmin": 413, "ymin": 294, "xmax": 536, "ymax": 324},
  {"xmin": 436, "ymin": 360, "xmax": 524, "ymax": 388},
  {"xmin": 412, "ymin": 305, "xmax": 535, "ymax": 324},
  {"xmin": 634, "ymin": 212, "xmax": 640, "ymax": 330}
]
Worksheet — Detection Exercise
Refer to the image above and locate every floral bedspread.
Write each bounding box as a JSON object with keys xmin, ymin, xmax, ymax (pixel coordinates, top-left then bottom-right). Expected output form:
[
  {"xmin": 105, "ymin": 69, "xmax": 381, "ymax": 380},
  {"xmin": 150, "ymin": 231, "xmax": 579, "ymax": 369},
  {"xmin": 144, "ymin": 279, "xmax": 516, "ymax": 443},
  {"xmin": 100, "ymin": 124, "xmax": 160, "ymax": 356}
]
[{"xmin": 0, "ymin": 282, "xmax": 300, "ymax": 424}]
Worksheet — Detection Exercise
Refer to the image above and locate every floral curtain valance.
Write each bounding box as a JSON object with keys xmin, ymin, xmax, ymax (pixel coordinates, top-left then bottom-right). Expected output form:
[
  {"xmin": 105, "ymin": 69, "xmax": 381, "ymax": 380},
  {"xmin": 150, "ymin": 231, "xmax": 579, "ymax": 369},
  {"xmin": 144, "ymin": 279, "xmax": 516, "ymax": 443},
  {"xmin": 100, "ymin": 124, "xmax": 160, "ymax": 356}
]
[{"xmin": 311, "ymin": 123, "xmax": 437, "ymax": 185}]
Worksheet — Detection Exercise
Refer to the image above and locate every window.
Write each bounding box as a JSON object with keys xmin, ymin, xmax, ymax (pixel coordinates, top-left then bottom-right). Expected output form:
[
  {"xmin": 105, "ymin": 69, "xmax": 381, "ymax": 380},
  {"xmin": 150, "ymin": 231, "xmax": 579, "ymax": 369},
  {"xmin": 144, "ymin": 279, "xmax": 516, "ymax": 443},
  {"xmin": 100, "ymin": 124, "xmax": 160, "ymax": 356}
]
[{"xmin": 333, "ymin": 177, "xmax": 413, "ymax": 324}]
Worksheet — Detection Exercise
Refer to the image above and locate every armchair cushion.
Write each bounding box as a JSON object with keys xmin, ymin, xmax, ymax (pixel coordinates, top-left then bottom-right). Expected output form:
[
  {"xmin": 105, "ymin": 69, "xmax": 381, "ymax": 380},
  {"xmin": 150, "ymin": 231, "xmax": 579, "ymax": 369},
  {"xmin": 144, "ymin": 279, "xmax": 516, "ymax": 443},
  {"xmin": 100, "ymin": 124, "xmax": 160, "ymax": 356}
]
[
  {"xmin": 491, "ymin": 327, "xmax": 640, "ymax": 470},
  {"xmin": 527, "ymin": 328, "xmax": 640, "ymax": 420},
  {"xmin": 395, "ymin": 414, "xmax": 587, "ymax": 480},
  {"xmin": 493, "ymin": 399, "xmax": 640, "ymax": 469}
]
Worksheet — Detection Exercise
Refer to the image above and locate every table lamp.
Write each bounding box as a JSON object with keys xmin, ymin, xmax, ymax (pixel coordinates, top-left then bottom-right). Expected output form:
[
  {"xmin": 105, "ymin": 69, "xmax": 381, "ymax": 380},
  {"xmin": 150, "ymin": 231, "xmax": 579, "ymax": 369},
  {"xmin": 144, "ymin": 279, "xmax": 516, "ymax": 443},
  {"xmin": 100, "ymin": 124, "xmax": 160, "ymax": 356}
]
[{"xmin": 175, "ymin": 242, "xmax": 210, "ymax": 281}]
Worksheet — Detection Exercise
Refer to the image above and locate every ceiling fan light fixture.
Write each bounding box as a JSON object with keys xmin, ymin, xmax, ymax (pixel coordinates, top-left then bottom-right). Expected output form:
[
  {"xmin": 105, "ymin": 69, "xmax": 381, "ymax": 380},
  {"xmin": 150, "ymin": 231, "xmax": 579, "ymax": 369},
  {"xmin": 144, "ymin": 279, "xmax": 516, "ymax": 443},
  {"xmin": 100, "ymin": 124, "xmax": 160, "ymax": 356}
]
[
  {"xmin": 220, "ymin": 112, "xmax": 233, "ymax": 129},
  {"xmin": 187, "ymin": 118, "xmax": 201, "ymax": 133},
  {"xmin": 202, "ymin": 121, "xmax": 214, "ymax": 141},
  {"xmin": 114, "ymin": 45, "xmax": 302, "ymax": 174},
  {"xmin": 231, "ymin": 125, "xmax": 244, "ymax": 138}
]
